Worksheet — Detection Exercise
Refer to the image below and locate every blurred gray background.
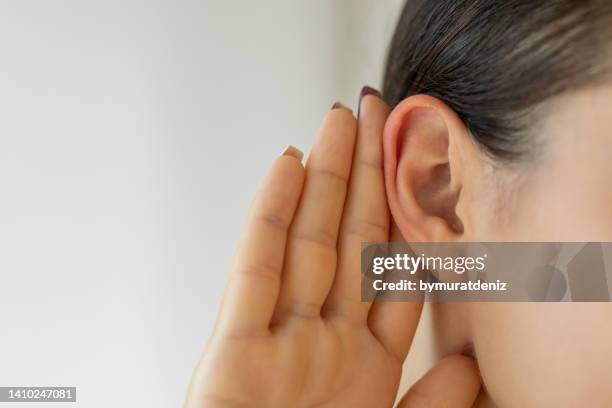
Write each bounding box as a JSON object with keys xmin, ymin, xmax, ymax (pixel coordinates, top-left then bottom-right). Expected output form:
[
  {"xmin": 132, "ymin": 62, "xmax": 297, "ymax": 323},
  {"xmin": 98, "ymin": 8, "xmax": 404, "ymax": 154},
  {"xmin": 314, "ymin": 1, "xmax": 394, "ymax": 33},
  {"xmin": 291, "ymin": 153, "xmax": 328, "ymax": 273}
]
[{"xmin": 0, "ymin": 1, "xmax": 414, "ymax": 406}]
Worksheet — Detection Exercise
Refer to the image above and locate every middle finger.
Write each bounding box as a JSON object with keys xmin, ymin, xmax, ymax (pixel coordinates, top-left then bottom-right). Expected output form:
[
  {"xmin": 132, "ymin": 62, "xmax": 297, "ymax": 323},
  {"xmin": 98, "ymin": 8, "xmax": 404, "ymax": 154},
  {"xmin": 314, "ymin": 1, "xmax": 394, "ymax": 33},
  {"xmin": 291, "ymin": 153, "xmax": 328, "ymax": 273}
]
[{"xmin": 273, "ymin": 104, "xmax": 357, "ymax": 322}]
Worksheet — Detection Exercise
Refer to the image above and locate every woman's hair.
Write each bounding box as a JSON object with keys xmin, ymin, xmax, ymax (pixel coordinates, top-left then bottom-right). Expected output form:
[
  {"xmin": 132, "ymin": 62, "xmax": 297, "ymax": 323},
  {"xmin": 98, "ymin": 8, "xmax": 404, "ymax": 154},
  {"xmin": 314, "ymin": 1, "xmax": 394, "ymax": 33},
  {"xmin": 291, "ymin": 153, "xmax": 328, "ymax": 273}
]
[{"xmin": 383, "ymin": 0, "xmax": 612, "ymax": 162}]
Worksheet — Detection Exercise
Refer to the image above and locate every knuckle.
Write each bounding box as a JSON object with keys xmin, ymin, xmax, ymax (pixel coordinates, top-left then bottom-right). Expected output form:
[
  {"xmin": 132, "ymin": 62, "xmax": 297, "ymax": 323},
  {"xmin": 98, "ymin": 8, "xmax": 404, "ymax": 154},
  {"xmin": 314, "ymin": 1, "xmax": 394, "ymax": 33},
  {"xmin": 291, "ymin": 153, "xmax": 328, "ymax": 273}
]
[
  {"xmin": 356, "ymin": 158, "xmax": 383, "ymax": 172},
  {"xmin": 282, "ymin": 300, "xmax": 321, "ymax": 320},
  {"xmin": 250, "ymin": 212, "xmax": 290, "ymax": 231},
  {"xmin": 235, "ymin": 263, "xmax": 280, "ymax": 282},
  {"xmin": 290, "ymin": 227, "xmax": 338, "ymax": 250},
  {"xmin": 344, "ymin": 218, "xmax": 388, "ymax": 242},
  {"xmin": 310, "ymin": 167, "xmax": 349, "ymax": 187}
]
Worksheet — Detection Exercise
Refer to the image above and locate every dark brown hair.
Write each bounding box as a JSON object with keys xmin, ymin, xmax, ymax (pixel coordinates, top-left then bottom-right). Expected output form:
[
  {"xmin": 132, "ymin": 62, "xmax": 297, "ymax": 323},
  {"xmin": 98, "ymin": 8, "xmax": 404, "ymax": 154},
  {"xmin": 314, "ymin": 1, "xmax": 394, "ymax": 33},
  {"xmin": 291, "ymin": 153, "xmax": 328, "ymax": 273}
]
[{"xmin": 383, "ymin": 0, "xmax": 612, "ymax": 162}]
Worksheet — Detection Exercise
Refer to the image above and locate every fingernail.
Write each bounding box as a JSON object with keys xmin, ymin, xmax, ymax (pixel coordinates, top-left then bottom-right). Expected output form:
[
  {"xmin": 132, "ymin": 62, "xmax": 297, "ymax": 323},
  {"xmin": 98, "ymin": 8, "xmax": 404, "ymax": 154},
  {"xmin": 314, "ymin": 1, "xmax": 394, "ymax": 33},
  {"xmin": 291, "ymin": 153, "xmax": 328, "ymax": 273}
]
[
  {"xmin": 281, "ymin": 145, "xmax": 304, "ymax": 161},
  {"xmin": 359, "ymin": 85, "xmax": 382, "ymax": 104},
  {"xmin": 358, "ymin": 85, "xmax": 382, "ymax": 117},
  {"xmin": 331, "ymin": 101, "xmax": 351, "ymax": 112}
]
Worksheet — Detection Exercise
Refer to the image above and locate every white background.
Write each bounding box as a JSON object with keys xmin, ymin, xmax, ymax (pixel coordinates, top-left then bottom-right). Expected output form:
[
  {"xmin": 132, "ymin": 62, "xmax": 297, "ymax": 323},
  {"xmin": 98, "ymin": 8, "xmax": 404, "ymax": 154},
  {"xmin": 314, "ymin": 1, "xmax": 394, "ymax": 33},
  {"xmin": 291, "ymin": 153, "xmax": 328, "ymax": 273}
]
[{"xmin": 0, "ymin": 1, "xmax": 415, "ymax": 406}]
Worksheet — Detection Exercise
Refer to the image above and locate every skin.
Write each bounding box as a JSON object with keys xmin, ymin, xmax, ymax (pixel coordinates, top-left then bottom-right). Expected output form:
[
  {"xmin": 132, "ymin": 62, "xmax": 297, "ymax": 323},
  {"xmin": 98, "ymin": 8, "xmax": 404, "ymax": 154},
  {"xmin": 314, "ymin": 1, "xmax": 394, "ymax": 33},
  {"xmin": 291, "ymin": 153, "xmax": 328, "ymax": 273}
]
[
  {"xmin": 185, "ymin": 93, "xmax": 481, "ymax": 407},
  {"xmin": 385, "ymin": 84, "xmax": 612, "ymax": 407},
  {"xmin": 186, "ymin": 82, "xmax": 612, "ymax": 407}
]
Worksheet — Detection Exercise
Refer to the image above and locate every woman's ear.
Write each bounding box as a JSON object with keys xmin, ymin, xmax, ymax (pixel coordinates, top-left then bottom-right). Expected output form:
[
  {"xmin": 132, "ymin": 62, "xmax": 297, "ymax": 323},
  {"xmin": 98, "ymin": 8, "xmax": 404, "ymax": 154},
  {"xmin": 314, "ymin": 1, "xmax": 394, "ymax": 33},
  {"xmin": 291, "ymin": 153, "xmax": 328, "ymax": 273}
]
[{"xmin": 383, "ymin": 94, "xmax": 478, "ymax": 242}]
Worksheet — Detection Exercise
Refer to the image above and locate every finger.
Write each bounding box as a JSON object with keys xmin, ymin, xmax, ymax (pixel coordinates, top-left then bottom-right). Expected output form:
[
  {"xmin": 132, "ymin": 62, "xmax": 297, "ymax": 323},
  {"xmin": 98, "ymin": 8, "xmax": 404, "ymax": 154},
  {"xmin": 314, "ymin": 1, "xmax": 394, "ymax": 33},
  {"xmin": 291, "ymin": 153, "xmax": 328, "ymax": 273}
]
[
  {"xmin": 273, "ymin": 105, "xmax": 357, "ymax": 321},
  {"xmin": 397, "ymin": 355, "xmax": 481, "ymax": 408},
  {"xmin": 218, "ymin": 148, "xmax": 305, "ymax": 335},
  {"xmin": 323, "ymin": 87, "xmax": 390, "ymax": 323},
  {"xmin": 367, "ymin": 223, "xmax": 424, "ymax": 362}
]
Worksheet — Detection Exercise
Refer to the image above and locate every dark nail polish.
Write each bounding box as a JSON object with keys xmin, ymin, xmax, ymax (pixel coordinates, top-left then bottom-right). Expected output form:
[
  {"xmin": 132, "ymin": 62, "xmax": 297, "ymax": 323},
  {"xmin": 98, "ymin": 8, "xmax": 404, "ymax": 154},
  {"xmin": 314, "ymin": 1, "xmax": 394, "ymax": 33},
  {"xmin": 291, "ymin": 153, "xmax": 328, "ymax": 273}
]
[
  {"xmin": 331, "ymin": 101, "xmax": 350, "ymax": 111},
  {"xmin": 358, "ymin": 85, "xmax": 382, "ymax": 117},
  {"xmin": 281, "ymin": 145, "xmax": 304, "ymax": 161},
  {"xmin": 359, "ymin": 85, "xmax": 382, "ymax": 103}
]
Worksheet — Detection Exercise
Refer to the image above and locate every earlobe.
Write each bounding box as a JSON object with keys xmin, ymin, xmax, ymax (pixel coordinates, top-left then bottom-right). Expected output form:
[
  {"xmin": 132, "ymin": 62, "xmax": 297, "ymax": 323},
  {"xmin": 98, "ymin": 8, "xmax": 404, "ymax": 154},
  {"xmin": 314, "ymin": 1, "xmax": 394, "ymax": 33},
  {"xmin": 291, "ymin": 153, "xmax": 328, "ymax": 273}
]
[{"xmin": 383, "ymin": 95, "xmax": 470, "ymax": 242}]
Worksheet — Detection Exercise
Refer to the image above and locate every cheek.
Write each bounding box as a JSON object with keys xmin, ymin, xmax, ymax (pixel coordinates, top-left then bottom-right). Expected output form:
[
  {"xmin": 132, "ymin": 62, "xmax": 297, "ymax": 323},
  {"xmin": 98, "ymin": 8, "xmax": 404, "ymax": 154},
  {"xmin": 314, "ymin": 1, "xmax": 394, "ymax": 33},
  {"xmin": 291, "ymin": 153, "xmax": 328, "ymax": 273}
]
[
  {"xmin": 487, "ymin": 191, "xmax": 612, "ymax": 241},
  {"xmin": 467, "ymin": 164, "xmax": 612, "ymax": 241},
  {"xmin": 520, "ymin": 181, "xmax": 612, "ymax": 241}
]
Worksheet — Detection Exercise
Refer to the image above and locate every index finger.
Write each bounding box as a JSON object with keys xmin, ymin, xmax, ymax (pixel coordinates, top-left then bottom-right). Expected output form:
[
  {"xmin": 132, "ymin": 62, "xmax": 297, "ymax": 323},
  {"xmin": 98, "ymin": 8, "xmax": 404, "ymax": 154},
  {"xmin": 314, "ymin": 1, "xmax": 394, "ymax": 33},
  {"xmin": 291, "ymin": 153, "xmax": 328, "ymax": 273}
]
[{"xmin": 323, "ymin": 88, "xmax": 391, "ymax": 323}]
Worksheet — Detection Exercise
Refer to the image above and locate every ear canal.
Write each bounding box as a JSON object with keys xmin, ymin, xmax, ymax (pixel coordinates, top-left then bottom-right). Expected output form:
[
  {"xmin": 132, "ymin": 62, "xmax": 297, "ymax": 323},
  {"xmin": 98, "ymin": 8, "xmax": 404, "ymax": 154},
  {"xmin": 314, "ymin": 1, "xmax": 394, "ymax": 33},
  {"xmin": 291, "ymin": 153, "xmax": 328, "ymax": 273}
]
[{"xmin": 412, "ymin": 162, "xmax": 464, "ymax": 235}]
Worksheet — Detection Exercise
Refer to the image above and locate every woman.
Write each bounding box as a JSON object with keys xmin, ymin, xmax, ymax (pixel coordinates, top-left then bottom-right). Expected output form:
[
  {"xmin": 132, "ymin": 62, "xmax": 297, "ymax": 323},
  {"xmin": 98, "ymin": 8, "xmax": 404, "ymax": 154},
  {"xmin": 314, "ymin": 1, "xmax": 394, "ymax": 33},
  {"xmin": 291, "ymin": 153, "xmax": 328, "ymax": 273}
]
[{"xmin": 186, "ymin": 0, "xmax": 612, "ymax": 406}]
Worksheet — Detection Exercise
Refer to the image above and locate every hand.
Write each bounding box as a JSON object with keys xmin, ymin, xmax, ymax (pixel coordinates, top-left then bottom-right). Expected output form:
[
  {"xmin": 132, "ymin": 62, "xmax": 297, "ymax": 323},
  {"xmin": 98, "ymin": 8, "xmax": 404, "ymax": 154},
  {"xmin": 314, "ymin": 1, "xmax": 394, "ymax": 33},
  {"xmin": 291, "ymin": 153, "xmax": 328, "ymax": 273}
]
[{"xmin": 186, "ymin": 90, "xmax": 481, "ymax": 408}]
